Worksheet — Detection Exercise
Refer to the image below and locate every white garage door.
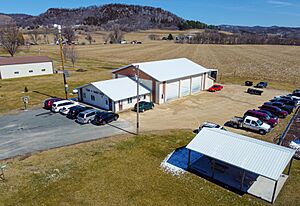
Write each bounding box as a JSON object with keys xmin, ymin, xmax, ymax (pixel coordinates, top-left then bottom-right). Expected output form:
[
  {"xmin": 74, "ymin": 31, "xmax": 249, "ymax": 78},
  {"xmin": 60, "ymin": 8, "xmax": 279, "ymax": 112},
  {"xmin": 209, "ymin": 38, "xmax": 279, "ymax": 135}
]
[
  {"xmin": 180, "ymin": 78, "xmax": 191, "ymax": 97},
  {"xmin": 191, "ymin": 76, "xmax": 202, "ymax": 93},
  {"xmin": 166, "ymin": 81, "xmax": 179, "ymax": 101}
]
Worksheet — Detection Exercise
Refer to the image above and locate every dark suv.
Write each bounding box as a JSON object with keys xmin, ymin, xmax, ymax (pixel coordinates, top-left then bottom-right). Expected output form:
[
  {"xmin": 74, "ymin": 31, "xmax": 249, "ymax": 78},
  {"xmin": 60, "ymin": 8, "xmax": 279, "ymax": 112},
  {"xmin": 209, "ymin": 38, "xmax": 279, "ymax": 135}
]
[
  {"xmin": 133, "ymin": 101, "xmax": 154, "ymax": 112},
  {"xmin": 259, "ymin": 105, "xmax": 288, "ymax": 118},
  {"xmin": 93, "ymin": 112, "xmax": 119, "ymax": 125},
  {"xmin": 255, "ymin": 82, "xmax": 268, "ymax": 88},
  {"xmin": 67, "ymin": 105, "xmax": 92, "ymax": 119}
]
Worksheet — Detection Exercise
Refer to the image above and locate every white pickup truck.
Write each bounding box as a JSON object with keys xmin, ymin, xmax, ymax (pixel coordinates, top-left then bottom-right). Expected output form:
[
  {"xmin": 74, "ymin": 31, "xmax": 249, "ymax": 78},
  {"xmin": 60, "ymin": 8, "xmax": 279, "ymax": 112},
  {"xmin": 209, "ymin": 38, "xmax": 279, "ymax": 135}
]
[{"xmin": 229, "ymin": 116, "xmax": 271, "ymax": 135}]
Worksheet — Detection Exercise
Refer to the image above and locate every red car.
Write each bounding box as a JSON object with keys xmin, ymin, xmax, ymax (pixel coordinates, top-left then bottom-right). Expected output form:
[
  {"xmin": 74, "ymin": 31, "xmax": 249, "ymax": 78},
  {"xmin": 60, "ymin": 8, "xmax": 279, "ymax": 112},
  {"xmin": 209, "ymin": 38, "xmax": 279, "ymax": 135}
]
[
  {"xmin": 208, "ymin": 84, "xmax": 223, "ymax": 92},
  {"xmin": 44, "ymin": 98, "xmax": 63, "ymax": 110}
]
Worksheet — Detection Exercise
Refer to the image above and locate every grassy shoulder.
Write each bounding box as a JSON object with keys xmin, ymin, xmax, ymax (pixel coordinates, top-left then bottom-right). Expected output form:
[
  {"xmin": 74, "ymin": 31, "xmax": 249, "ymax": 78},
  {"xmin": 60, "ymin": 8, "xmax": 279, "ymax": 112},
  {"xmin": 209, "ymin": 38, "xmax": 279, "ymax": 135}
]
[{"xmin": 0, "ymin": 130, "xmax": 299, "ymax": 206}]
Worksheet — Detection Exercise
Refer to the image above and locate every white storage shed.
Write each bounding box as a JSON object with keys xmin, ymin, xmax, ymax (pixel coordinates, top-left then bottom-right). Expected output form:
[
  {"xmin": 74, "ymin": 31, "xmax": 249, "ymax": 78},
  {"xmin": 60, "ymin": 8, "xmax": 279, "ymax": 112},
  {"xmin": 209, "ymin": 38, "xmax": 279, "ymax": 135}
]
[
  {"xmin": 77, "ymin": 77, "xmax": 151, "ymax": 112},
  {"xmin": 0, "ymin": 56, "xmax": 53, "ymax": 79}
]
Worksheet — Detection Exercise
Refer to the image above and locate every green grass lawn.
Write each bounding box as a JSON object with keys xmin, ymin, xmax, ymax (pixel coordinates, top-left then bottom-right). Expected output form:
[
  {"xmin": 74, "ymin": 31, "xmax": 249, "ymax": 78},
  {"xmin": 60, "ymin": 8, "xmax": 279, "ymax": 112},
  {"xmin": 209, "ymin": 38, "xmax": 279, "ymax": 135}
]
[{"xmin": 0, "ymin": 130, "xmax": 299, "ymax": 206}]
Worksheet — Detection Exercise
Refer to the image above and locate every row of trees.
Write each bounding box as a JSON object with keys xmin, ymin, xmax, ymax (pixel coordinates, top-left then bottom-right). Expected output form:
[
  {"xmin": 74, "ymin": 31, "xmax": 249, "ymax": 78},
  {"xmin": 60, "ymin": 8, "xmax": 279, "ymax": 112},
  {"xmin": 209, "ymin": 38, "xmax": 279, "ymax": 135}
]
[
  {"xmin": 176, "ymin": 30, "xmax": 300, "ymax": 45},
  {"xmin": 178, "ymin": 20, "xmax": 217, "ymax": 30}
]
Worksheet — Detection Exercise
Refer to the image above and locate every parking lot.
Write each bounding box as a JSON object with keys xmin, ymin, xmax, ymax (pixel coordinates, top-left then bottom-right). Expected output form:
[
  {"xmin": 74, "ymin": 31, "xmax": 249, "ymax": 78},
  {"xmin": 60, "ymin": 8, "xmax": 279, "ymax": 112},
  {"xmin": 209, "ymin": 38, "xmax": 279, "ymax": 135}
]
[{"xmin": 0, "ymin": 108, "xmax": 133, "ymax": 160}]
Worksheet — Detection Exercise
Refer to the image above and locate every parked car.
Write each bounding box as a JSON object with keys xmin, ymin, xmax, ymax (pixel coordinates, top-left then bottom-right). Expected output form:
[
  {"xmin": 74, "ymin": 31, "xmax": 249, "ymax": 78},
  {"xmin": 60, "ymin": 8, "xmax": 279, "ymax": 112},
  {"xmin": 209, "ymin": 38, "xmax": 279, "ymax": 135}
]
[
  {"xmin": 59, "ymin": 103, "xmax": 82, "ymax": 115},
  {"xmin": 255, "ymin": 82, "xmax": 268, "ymax": 88},
  {"xmin": 290, "ymin": 92, "xmax": 300, "ymax": 97},
  {"xmin": 244, "ymin": 110, "xmax": 278, "ymax": 127},
  {"xmin": 93, "ymin": 112, "xmax": 119, "ymax": 125},
  {"xmin": 76, "ymin": 109, "xmax": 98, "ymax": 124},
  {"xmin": 258, "ymin": 110, "xmax": 279, "ymax": 120},
  {"xmin": 208, "ymin": 84, "xmax": 223, "ymax": 92},
  {"xmin": 293, "ymin": 89, "xmax": 300, "ymax": 94},
  {"xmin": 51, "ymin": 100, "xmax": 78, "ymax": 113},
  {"xmin": 247, "ymin": 88, "xmax": 263, "ymax": 95},
  {"xmin": 264, "ymin": 102, "xmax": 294, "ymax": 114},
  {"xmin": 259, "ymin": 104, "xmax": 288, "ymax": 118},
  {"xmin": 245, "ymin": 81, "xmax": 253, "ymax": 86},
  {"xmin": 273, "ymin": 96, "xmax": 299, "ymax": 106},
  {"xmin": 228, "ymin": 116, "xmax": 271, "ymax": 135},
  {"xmin": 194, "ymin": 122, "xmax": 227, "ymax": 134},
  {"xmin": 67, "ymin": 105, "xmax": 93, "ymax": 119},
  {"xmin": 133, "ymin": 101, "xmax": 154, "ymax": 112},
  {"xmin": 44, "ymin": 98, "xmax": 63, "ymax": 110}
]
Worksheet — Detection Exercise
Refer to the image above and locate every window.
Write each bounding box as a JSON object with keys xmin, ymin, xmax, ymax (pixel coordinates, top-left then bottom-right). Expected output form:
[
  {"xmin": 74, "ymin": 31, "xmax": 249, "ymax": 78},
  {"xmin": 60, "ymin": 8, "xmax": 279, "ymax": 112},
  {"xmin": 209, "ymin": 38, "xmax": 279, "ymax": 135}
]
[
  {"xmin": 29, "ymin": 70, "xmax": 33, "ymax": 73},
  {"xmin": 143, "ymin": 95, "xmax": 146, "ymax": 99},
  {"xmin": 245, "ymin": 119, "xmax": 251, "ymax": 124},
  {"xmin": 128, "ymin": 98, "xmax": 132, "ymax": 103},
  {"xmin": 161, "ymin": 94, "xmax": 164, "ymax": 99},
  {"xmin": 94, "ymin": 91, "xmax": 99, "ymax": 94},
  {"xmin": 14, "ymin": 71, "xmax": 19, "ymax": 74},
  {"xmin": 86, "ymin": 88, "xmax": 90, "ymax": 92},
  {"xmin": 41, "ymin": 69, "xmax": 46, "ymax": 72},
  {"xmin": 91, "ymin": 95, "xmax": 95, "ymax": 101},
  {"xmin": 83, "ymin": 93, "xmax": 86, "ymax": 98},
  {"xmin": 105, "ymin": 100, "xmax": 108, "ymax": 105}
]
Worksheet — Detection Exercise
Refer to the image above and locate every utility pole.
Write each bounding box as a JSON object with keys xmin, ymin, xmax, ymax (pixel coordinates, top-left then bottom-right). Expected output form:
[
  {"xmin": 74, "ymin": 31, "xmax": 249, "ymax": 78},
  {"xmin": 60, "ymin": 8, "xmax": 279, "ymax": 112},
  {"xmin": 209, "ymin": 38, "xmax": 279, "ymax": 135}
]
[
  {"xmin": 135, "ymin": 65, "xmax": 140, "ymax": 135},
  {"xmin": 54, "ymin": 24, "xmax": 68, "ymax": 99}
]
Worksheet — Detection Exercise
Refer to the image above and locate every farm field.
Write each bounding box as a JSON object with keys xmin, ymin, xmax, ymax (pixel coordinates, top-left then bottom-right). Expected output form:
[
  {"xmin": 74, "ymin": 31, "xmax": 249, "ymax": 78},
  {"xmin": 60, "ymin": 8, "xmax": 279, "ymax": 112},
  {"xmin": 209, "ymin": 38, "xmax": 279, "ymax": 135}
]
[
  {"xmin": 0, "ymin": 130, "xmax": 299, "ymax": 206},
  {"xmin": 1, "ymin": 30, "xmax": 300, "ymax": 113}
]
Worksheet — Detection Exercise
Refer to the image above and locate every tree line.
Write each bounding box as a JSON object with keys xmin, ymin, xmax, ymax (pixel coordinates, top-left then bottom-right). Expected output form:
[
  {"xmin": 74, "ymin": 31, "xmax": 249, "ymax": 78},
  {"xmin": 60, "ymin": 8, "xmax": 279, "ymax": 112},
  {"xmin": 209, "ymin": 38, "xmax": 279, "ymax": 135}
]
[{"xmin": 175, "ymin": 29, "xmax": 300, "ymax": 45}]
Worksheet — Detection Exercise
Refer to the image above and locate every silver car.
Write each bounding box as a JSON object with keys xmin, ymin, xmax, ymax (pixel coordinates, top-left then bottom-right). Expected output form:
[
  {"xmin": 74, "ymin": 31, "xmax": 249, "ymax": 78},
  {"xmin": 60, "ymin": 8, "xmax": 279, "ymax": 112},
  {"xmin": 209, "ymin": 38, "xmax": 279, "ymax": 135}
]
[{"xmin": 76, "ymin": 109, "xmax": 97, "ymax": 124}]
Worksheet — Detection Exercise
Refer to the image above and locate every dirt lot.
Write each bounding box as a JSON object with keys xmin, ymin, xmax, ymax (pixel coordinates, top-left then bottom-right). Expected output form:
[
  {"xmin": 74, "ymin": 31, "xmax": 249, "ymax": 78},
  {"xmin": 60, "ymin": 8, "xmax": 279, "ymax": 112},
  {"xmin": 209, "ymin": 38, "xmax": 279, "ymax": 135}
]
[{"xmin": 121, "ymin": 84, "xmax": 288, "ymax": 139}]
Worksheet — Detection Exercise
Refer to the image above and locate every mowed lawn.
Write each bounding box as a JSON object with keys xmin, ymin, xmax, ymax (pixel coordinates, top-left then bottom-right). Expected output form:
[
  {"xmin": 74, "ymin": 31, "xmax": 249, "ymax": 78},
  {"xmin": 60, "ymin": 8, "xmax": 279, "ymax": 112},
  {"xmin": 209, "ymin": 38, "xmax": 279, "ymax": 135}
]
[
  {"xmin": 1, "ymin": 31, "xmax": 300, "ymax": 113},
  {"xmin": 0, "ymin": 130, "xmax": 299, "ymax": 206}
]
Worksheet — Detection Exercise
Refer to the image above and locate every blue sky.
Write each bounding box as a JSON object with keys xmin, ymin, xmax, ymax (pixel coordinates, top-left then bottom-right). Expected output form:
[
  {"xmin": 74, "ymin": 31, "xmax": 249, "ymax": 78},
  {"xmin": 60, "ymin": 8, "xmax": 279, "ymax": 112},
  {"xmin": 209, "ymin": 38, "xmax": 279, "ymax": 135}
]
[{"xmin": 1, "ymin": 0, "xmax": 300, "ymax": 27}]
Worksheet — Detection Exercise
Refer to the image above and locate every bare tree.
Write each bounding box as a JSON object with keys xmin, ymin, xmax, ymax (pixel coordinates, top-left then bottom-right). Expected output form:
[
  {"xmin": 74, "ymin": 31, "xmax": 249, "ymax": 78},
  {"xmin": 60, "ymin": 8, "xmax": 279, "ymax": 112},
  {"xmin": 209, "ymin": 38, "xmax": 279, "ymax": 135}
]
[
  {"xmin": 0, "ymin": 22, "xmax": 23, "ymax": 56},
  {"xmin": 86, "ymin": 33, "xmax": 93, "ymax": 44},
  {"xmin": 43, "ymin": 27, "xmax": 50, "ymax": 44},
  {"xmin": 62, "ymin": 27, "xmax": 76, "ymax": 44},
  {"xmin": 63, "ymin": 45, "xmax": 78, "ymax": 68},
  {"xmin": 28, "ymin": 28, "xmax": 40, "ymax": 45},
  {"xmin": 105, "ymin": 25, "xmax": 124, "ymax": 44}
]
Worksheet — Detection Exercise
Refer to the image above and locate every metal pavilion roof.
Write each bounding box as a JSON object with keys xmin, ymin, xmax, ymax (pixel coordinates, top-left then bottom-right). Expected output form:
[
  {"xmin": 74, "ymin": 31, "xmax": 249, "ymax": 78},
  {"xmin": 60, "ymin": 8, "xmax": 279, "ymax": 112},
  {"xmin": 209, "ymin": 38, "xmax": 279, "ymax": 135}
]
[{"xmin": 186, "ymin": 128, "xmax": 295, "ymax": 181}]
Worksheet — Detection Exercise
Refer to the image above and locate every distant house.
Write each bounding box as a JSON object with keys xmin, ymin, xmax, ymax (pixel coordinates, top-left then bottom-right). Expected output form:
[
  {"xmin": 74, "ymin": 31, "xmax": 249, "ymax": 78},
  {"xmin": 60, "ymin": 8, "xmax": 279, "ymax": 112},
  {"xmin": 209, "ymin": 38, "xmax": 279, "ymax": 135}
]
[
  {"xmin": 0, "ymin": 56, "xmax": 53, "ymax": 79},
  {"xmin": 77, "ymin": 77, "xmax": 151, "ymax": 112},
  {"xmin": 112, "ymin": 58, "xmax": 217, "ymax": 104}
]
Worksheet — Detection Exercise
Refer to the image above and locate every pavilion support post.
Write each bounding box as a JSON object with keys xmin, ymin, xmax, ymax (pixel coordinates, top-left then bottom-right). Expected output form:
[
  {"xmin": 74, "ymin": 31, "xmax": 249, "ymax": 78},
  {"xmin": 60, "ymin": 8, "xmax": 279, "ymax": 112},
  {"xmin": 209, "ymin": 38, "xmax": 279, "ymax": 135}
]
[
  {"xmin": 287, "ymin": 158, "xmax": 293, "ymax": 175},
  {"xmin": 211, "ymin": 159, "xmax": 216, "ymax": 179},
  {"xmin": 187, "ymin": 149, "xmax": 191, "ymax": 169},
  {"xmin": 240, "ymin": 170, "xmax": 246, "ymax": 191},
  {"xmin": 271, "ymin": 180, "xmax": 278, "ymax": 204}
]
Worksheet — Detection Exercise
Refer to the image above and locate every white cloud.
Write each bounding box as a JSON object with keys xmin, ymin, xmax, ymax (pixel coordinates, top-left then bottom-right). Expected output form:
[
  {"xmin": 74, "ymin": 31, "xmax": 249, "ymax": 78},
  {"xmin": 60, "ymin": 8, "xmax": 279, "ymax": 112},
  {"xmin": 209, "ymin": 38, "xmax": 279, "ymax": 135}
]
[{"xmin": 267, "ymin": 0, "xmax": 293, "ymax": 7}]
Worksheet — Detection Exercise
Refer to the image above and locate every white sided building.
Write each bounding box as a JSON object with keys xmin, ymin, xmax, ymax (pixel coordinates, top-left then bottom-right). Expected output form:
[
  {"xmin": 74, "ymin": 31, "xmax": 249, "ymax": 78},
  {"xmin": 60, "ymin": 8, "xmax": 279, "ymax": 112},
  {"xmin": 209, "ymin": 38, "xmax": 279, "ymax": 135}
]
[
  {"xmin": 112, "ymin": 58, "xmax": 217, "ymax": 104},
  {"xmin": 0, "ymin": 56, "xmax": 53, "ymax": 79},
  {"xmin": 77, "ymin": 77, "xmax": 151, "ymax": 113}
]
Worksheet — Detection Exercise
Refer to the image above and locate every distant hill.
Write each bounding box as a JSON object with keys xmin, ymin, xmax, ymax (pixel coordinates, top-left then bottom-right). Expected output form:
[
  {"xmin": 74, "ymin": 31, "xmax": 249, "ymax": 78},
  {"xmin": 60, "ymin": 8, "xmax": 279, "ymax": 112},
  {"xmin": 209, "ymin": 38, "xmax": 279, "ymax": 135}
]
[
  {"xmin": 219, "ymin": 25, "xmax": 300, "ymax": 40},
  {"xmin": 2, "ymin": 4, "xmax": 185, "ymax": 31}
]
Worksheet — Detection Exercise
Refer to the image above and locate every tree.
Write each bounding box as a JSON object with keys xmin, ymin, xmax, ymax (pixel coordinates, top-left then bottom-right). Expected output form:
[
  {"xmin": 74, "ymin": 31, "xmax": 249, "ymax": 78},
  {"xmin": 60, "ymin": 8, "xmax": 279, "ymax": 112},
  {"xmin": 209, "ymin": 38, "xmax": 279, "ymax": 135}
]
[
  {"xmin": 148, "ymin": 34, "xmax": 160, "ymax": 40},
  {"xmin": 105, "ymin": 25, "xmax": 124, "ymax": 44},
  {"xmin": 63, "ymin": 45, "xmax": 78, "ymax": 68},
  {"xmin": 62, "ymin": 27, "xmax": 75, "ymax": 44},
  {"xmin": 0, "ymin": 22, "xmax": 23, "ymax": 56},
  {"xmin": 86, "ymin": 33, "xmax": 93, "ymax": 45},
  {"xmin": 167, "ymin": 33, "xmax": 174, "ymax": 40},
  {"xmin": 28, "ymin": 28, "xmax": 40, "ymax": 45}
]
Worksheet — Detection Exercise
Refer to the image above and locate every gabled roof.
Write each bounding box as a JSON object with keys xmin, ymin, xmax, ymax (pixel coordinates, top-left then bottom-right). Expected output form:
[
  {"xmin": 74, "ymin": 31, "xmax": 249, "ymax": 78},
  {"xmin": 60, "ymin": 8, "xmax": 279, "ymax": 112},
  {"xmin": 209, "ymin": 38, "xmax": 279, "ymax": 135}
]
[
  {"xmin": 89, "ymin": 77, "xmax": 151, "ymax": 102},
  {"xmin": 0, "ymin": 56, "xmax": 52, "ymax": 66},
  {"xmin": 186, "ymin": 128, "xmax": 295, "ymax": 181},
  {"xmin": 113, "ymin": 58, "xmax": 211, "ymax": 82}
]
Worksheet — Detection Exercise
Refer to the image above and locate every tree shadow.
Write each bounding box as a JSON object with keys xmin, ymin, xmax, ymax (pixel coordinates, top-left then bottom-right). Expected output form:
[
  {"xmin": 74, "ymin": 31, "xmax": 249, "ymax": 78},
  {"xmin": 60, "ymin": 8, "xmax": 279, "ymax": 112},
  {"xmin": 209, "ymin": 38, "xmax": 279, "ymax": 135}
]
[{"xmin": 33, "ymin": 90, "xmax": 58, "ymax": 98}]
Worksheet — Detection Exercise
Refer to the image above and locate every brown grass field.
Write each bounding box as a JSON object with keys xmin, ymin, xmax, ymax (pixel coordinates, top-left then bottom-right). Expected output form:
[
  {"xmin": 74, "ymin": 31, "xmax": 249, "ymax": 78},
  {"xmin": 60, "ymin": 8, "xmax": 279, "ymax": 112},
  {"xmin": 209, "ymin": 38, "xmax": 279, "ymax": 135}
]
[{"xmin": 1, "ymin": 30, "xmax": 299, "ymax": 113}]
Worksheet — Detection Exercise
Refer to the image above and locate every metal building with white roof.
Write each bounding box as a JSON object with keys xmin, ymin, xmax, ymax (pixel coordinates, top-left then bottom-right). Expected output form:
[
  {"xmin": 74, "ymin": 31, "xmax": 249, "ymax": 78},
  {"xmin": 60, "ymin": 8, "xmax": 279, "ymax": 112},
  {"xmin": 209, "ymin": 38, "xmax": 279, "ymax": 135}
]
[
  {"xmin": 186, "ymin": 128, "xmax": 295, "ymax": 203},
  {"xmin": 77, "ymin": 77, "xmax": 151, "ymax": 112},
  {"xmin": 113, "ymin": 58, "xmax": 217, "ymax": 104}
]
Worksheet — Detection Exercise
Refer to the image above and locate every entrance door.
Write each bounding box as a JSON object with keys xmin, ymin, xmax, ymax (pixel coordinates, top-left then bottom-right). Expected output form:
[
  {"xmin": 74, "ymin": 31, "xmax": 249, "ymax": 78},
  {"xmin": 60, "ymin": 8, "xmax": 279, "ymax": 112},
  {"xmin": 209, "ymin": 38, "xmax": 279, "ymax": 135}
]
[{"xmin": 119, "ymin": 100, "xmax": 123, "ymax": 111}]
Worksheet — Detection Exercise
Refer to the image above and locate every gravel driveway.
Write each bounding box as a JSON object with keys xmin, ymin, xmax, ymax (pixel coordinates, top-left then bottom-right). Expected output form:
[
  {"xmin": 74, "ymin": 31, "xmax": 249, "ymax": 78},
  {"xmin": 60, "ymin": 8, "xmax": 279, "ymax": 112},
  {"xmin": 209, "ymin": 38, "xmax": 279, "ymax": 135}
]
[{"xmin": 0, "ymin": 108, "xmax": 133, "ymax": 160}]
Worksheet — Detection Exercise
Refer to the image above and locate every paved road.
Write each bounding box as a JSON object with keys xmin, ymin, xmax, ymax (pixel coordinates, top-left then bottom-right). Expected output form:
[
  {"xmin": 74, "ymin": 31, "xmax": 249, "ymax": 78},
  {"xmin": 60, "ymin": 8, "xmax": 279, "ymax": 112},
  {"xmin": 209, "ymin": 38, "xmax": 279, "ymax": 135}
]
[{"xmin": 0, "ymin": 109, "xmax": 134, "ymax": 160}]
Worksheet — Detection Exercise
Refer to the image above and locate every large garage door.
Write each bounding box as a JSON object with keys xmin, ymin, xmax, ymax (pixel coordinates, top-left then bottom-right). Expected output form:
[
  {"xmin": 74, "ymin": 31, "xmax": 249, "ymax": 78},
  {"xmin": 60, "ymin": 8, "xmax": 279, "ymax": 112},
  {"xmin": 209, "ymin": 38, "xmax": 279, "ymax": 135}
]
[
  {"xmin": 166, "ymin": 81, "xmax": 179, "ymax": 101},
  {"xmin": 180, "ymin": 78, "xmax": 191, "ymax": 97},
  {"xmin": 191, "ymin": 76, "xmax": 201, "ymax": 93}
]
